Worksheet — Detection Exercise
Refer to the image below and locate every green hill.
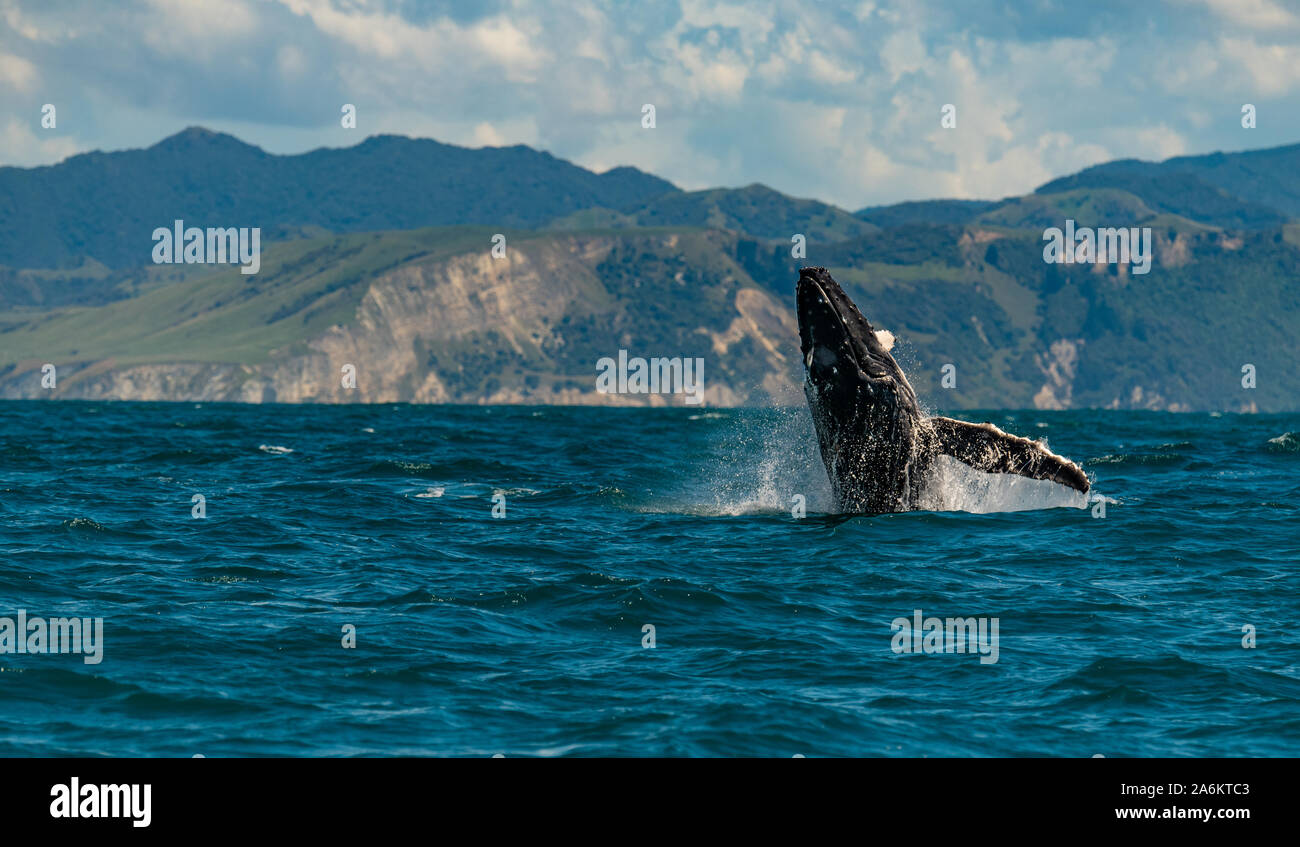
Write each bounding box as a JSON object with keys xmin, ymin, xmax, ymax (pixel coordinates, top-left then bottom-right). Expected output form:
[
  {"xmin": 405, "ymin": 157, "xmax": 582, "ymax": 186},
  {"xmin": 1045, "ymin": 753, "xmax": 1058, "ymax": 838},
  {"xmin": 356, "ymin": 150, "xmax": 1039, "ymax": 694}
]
[
  {"xmin": 0, "ymin": 128, "xmax": 678, "ymax": 270},
  {"xmin": 1, "ymin": 130, "xmax": 1298, "ymax": 411},
  {"xmin": 1033, "ymin": 143, "xmax": 1300, "ymax": 228},
  {"xmin": 0, "ymin": 226, "xmax": 805, "ymax": 405},
  {"xmin": 547, "ymin": 183, "xmax": 878, "ymax": 245},
  {"xmin": 854, "ymin": 198, "xmax": 997, "ymax": 228}
]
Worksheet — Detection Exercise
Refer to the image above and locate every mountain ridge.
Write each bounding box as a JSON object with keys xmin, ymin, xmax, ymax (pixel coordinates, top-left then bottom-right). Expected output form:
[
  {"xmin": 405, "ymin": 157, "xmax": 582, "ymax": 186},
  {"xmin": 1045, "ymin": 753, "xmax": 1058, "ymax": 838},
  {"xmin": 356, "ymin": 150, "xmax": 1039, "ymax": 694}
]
[
  {"xmin": 1, "ymin": 129, "xmax": 1297, "ymax": 411},
  {"xmin": 0, "ymin": 127, "xmax": 679, "ymax": 269}
]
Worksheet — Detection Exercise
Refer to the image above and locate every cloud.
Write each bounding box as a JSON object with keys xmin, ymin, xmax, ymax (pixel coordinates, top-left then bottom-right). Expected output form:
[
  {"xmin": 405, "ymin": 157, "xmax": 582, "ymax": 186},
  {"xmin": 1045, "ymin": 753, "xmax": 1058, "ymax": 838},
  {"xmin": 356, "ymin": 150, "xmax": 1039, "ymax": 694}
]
[
  {"xmin": 139, "ymin": 0, "xmax": 259, "ymax": 60},
  {"xmin": 879, "ymin": 31, "xmax": 928, "ymax": 82},
  {"xmin": 1218, "ymin": 37, "xmax": 1300, "ymax": 96},
  {"xmin": 277, "ymin": 0, "xmax": 549, "ymax": 82},
  {"xmin": 1179, "ymin": 0, "xmax": 1299, "ymax": 30},
  {"xmin": 4, "ymin": 0, "xmax": 1300, "ymax": 210},
  {"xmin": 1, "ymin": 1, "xmax": 67, "ymax": 42},
  {"xmin": 0, "ymin": 50, "xmax": 35, "ymax": 92},
  {"xmin": 0, "ymin": 117, "xmax": 79, "ymax": 166},
  {"xmin": 1132, "ymin": 125, "xmax": 1190, "ymax": 160},
  {"xmin": 276, "ymin": 45, "xmax": 307, "ymax": 79},
  {"xmin": 472, "ymin": 121, "xmax": 507, "ymax": 147}
]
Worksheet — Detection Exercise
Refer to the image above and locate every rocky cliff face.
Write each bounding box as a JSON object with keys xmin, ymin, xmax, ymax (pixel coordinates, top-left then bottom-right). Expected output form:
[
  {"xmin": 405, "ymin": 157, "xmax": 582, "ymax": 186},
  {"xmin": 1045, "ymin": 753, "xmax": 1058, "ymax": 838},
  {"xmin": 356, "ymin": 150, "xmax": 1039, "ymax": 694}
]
[
  {"xmin": 1, "ymin": 232, "xmax": 804, "ymax": 406},
  {"xmin": 1, "ymin": 218, "xmax": 1295, "ymax": 412}
]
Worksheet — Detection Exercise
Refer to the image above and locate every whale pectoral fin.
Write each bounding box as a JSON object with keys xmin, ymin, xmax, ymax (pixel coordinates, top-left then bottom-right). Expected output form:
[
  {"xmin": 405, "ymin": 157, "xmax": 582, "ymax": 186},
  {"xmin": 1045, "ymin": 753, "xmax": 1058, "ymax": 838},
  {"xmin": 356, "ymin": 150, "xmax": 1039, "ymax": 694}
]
[{"xmin": 930, "ymin": 416, "xmax": 1091, "ymax": 494}]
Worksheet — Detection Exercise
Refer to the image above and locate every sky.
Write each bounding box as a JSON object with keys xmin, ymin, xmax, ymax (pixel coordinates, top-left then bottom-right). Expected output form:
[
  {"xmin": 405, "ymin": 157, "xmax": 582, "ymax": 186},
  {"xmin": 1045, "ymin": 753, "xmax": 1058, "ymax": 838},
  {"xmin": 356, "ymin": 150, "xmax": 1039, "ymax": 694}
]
[{"xmin": 4, "ymin": 0, "xmax": 1300, "ymax": 210}]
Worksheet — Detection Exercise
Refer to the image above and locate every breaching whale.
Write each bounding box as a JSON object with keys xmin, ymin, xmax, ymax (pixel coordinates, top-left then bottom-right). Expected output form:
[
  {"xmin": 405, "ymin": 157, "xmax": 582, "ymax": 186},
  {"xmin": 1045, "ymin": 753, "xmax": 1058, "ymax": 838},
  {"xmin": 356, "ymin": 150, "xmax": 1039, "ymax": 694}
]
[{"xmin": 796, "ymin": 266, "xmax": 1090, "ymax": 514}]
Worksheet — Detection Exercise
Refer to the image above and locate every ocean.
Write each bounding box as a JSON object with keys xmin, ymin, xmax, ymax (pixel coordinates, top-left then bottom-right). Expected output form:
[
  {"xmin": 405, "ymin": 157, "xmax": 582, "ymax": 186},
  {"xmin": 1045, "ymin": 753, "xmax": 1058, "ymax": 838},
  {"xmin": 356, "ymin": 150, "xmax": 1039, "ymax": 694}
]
[{"xmin": 1, "ymin": 401, "xmax": 1296, "ymax": 757}]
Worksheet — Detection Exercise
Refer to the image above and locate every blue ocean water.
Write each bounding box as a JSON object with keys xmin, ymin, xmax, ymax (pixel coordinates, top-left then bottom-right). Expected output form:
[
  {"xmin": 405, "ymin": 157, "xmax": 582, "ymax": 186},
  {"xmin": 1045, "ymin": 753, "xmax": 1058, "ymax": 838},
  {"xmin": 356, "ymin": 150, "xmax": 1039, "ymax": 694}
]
[{"xmin": 0, "ymin": 400, "xmax": 1296, "ymax": 757}]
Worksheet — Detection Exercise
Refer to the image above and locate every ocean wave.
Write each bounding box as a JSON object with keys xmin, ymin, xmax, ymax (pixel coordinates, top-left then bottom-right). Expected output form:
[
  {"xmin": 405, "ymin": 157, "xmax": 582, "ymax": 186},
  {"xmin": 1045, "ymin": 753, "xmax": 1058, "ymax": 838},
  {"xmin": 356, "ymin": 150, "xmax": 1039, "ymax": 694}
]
[
  {"xmin": 363, "ymin": 457, "xmax": 525, "ymax": 479},
  {"xmin": 1087, "ymin": 452, "xmax": 1187, "ymax": 466},
  {"xmin": 3, "ymin": 402, "xmax": 1296, "ymax": 757},
  {"xmin": 61, "ymin": 517, "xmax": 110, "ymax": 533},
  {"xmin": 1265, "ymin": 432, "xmax": 1300, "ymax": 453}
]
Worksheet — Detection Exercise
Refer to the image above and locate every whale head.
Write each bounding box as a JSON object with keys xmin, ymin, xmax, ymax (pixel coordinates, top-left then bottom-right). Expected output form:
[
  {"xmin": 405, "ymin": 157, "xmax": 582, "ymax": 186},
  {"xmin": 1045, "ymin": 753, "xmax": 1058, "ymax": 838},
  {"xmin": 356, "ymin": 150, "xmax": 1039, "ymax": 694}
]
[
  {"xmin": 796, "ymin": 266, "xmax": 920, "ymax": 418},
  {"xmin": 796, "ymin": 266, "xmax": 930, "ymax": 512}
]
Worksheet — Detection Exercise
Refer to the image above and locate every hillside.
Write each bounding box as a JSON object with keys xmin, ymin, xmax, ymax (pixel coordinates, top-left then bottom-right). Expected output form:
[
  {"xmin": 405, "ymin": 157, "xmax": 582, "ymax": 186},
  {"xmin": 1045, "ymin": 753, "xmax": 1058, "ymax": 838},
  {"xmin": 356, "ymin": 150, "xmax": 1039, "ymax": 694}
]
[
  {"xmin": 0, "ymin": 128, "xmax": 678, "ymax": 270},
  {"xmin": 810, "ymin": 220, "xmax": 1297, "ymax": 412},
  {"xmin": 1, "ymin": 130, "xmax": 1297, "ymax": 411},
  {"xmin": 0, "ymin": 227, "xmax": 804, "ymax": 405},
  {"xmin": 1, "ymin": 215, "xmax": 1296, "ymax": 411},
  {"xmin": 548, "ymin": 183, "xmax": 878, "ymax": 245},
  {"xmin": 1033, "ymin": 142, "xmax": 1300, "ymax": 229},
  {"xmin": 859, "ymin": 142, "xmax": 1300, "ymax": 231},
  {"xmin": 624, "ymin": 184, "xmax": 878, "ymax": 243}
]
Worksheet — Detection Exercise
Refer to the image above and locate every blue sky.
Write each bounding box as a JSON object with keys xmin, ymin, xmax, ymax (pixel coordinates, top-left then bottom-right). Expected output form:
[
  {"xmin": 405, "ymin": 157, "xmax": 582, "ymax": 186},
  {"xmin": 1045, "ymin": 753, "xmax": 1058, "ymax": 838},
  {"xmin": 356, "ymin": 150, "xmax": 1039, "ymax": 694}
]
[{"xmin": 4, "ymin": 0, "xmax": 1300, "ymax": 209}]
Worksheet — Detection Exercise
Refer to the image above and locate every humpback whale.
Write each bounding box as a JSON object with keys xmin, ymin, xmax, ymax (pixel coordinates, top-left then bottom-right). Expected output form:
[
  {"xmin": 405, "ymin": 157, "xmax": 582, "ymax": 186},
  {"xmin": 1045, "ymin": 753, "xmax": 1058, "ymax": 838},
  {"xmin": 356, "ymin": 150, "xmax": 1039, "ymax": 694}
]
[{"xmin": 796, "ymin": 266, "xmax": 1090, "ymax": 514}]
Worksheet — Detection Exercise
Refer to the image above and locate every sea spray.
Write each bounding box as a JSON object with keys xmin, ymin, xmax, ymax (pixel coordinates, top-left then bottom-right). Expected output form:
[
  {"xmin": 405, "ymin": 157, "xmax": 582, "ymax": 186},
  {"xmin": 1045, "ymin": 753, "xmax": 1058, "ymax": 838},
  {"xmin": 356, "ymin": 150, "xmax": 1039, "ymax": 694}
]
[
  {"xmin": 683, "ymin": 407, "xmax": 1091, "ymax": 516},
  {"xmin": 916, "ymin": 454, "xmax": 1091, "ymax": 514},
  {"xmin": 708, "ymin": 405, "xmax": 836, "ymax": 516},
  {"xmin": 631, "ymin": 406, "xmax": 834, "ymax": 516}
]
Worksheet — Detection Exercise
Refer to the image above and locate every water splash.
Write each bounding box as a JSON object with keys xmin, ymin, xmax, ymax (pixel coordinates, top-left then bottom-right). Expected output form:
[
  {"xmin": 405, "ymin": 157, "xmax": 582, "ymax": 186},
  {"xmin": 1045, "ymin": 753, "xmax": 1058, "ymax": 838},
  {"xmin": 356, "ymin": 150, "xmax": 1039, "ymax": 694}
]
[
  {"xmin": 1265, "ymin": 431, "xmax": 1300, "ymax": 453},
  {"xmin": 686, "ymin": 408, "xmax": 1089, "ymax": 516},
  {"xmin": 916, "ymin": 455, "xmax": 1090, "ymax": 513},
  {"xmin": 705, "ymin": 405, "xmax": 836, "ymax": 515},
  {"xmin": 645, "ymin": 406, "xmax": 833, "ymax": 516}
]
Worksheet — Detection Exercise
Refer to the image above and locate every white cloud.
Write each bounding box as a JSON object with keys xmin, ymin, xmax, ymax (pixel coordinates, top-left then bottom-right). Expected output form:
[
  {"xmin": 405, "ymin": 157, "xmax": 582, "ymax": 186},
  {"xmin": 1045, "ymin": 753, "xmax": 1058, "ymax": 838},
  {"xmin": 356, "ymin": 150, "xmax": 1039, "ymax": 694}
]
[
  {"xmin": 472, "ymin": 121, "xmax": 507, "ymax": 147},
  {"xmin": 276, "ymin": 0, "xmax": 549, "ymax": 82},
  {"xmin": 1218, "ymin": 37, "xmax": 1300, "ymax": 96},
  {"xmin": 996, "ymin": 36, "xmax": 1117, "ymax": 92},
  {"xmin": 675, "ymin": 0, "xmax": 776, "ymax": 52},
  {"xmin": 1132, "ymin": 125, "xmax": 1189, "ymax": 160},
  {"xmin": 140, "ymin": 0, "xmax": 258, "ymax": 59},
  {"xmin": 1, "ymin": 1, "xmax": 67, "ymax": 42},
  {"xmin": 276, "ymin": 44, "xmax": 307, "ymax": 78},
  {"xmin": 808, "ymin": 51, "xmax": 857, "ymax": 85},
  {"xmin": 1180, "ymin": 0, "xmax": 1299, "ymax": 30},
  {"xmin": 1154, "ymin": 40, "xmax": 1222, "ymax": 92},
  {"xmin": 5, "ymin": 0, "xmax": 1300, "ymax": 207},
  {"xmin": 0, "ymin": 51, "xmax": 36, "ymax": 92},
  {"xmin": 879, "ymin": 31, "xmax": 928, "ymax": 82},
  {"xmin": 0, "ymin": 117, "xmax": 79, "ymax": 166}
]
